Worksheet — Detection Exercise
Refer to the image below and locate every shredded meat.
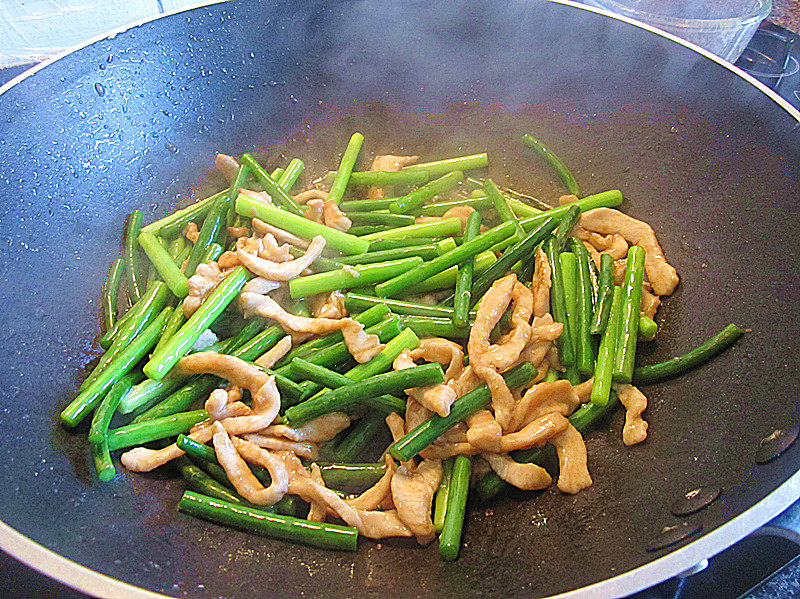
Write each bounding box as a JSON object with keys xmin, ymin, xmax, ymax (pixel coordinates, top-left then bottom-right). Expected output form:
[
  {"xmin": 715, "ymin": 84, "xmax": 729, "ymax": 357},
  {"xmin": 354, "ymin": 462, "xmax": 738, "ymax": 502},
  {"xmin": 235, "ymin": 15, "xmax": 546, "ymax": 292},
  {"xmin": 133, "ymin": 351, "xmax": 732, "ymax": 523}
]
[
  {"xmin": 214, "ymin": 153, "xmax": 240, "ymax": 183},
  {"xmin": 390, "ymin": 459, "xmax": 443, "ymax": 545},
  {"xmin": 261, "ymin": 413, "xmax": 350, "ymax": 444},
  {"xmin": 509, "ymin": 379, "xmax": 581, "ymax": 432},
  {"xmin": 183, "ymin": 262, "xmax": 227, "ymax": 317},
  {"xmin": 614, "ymin": 383, "xmax": 649, "ymax": 445},
  {"xmin": 242, "ymin": 277, "xmax": 281, "ymax": 296},
  {"xmin": 483, "ymin": 453, "xmax": 552, "ymax": 490},
  {"xmin": 213, "ymin": 424, "xmax": 289, "ymax": 504},
  {"xmin": 500, "ymin": 412, "xmax": 569, "ymax": 452},
  {"xmin": 368, "ymin": 154, "xmax": 418, "ymax": 198},
  {"xmin": 251, "ymin": 218, "xmax": 310, "ymax": 249},
  {"xmin": 465, "ymin": 410, "xmax": 503, "ymax": 453},
  {"xmin": 310, "ymin": 290, "xmax": 347, "ymax": 319},
  {"xmin": 227, "ymin": 226, "xmax": 250, "ymax": 240},
  {"xmin": 120, "ymin": 364, "xmax": 281, "ymax": 472},
  {"xmin": 468, "ymin": 274, "xmax": 533, "ymax": 429},
  {"xmin": 441, "ymin": 206, "xmax": 476, "ymax": 230},
  {"xmin": 550, "ymin": 424, "xmax": 592, "ymax": 494},
  {"xmin": 531, "ymin": 249, "xmax": 552, "ymax": 317},
  {"xmin": 183, "ymin": 221, "xmax": 200, "ymax": 244},
  {"xmin": 241, "ymin": 432, "xmax": 318, "ymax": 459},
  {"xmin": 580, "ymin": 208, "xmax": 679, "ymax": 295},
  {"xmin": 254, "ymin": 335, "xmax": 293, "ymax": 369},
  {"xmin": 346, "ymin": 455, "xmax": 397, "ymax": 510},
  {"xmin": 239, "ymin": 293, "xmax": 383, "ymax": 363},
  {"xmin": 293, "ymin": 189, "xmax": 329, "ymax": 205},
  {"xmin": 204, "ymin": 388, "xmax": 249, "ymax": 421},
  {"xmin": 236, "ymin": 234, "xmax": 325, "ymax": 281},
  {"xmin": 304, "ymin": 199, "xmax": 324, "ymax": 224},
  {"xmin": 322, "ymin": 200, "xmax": 352, "ymax": 231}
]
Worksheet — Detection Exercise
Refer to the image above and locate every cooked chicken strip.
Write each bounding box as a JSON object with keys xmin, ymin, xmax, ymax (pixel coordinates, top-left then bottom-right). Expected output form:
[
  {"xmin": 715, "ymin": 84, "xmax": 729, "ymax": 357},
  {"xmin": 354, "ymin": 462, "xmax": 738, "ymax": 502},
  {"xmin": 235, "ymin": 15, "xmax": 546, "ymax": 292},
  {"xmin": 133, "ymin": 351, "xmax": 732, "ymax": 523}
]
[
  {"xmin": 251, "ymin": 218, "xmax": 310, "ymax": 249},
  {"xmin": 261, "ymin": 413, "xmax": 351, "ymax": 445},
  {"xmin": 236, "ymin": 234, "xmax": 326, "ymax": 281},
  {"xmin": 204, "ymin": 388, "xmax": 250, "ymax": 420},
  {"xmin": 212, "ymin": 424, "xmax": 289, "ymax": 505},
  {"xmin": 214, "ymin": 153, "xmax": 240, "ymax": 183},
  {"xmin": 121, "ymin": 371, "xmax": 281, "ymax": 472},
  {"xmin": 183, "ymin": 261, "xmax": 227, "ymax": 317},
  {"xmin": 368, "ymin": 154, "xmax": 419, "ymax": 199},
  {"xmin": 304, "ymin": 198, "xmax": 325, "ymax": 224},
  {"xmin": 410, "ymin": 337, "xmax": 464, "ymax": 381},
  {"xmin": 500, "ymin": 412, "xmax": 569, "ymax": 452},
  {"xmin": 306, "ymin": 463, "xmax": 329, "ymax": 522},
  {"xmin": 613, "ymin": 383, "xmax": 649, "ymax": 445},
  {"xmin": 254, "ymin": 335, "xmax": 293, "ymax": 369},
  {"xmin": 483, "ymin": 452, "xmax": 552, "ymax": 490},
  {"xmin": 442, "ymin": 205, "xmax": 476, "ymax": 230},
  {"xmin": 311, "ymin": 290, "xmax": 348, "ymax": 319},
  {"xmin": 183, "ymin": 221, "xmax": 200, "ymax": 244},
  {"xmin": 391, "ymin": 458, "xmax": 443, "ymax": 545},
  {"xmin": 509, "ymin": 379, "xmax": 581, "ymax": 432},
  {"xmin": 640, "ymin": 286, "xmax": 661, "ymax": 320},
  {"xmin": 239, "ymin": 293, "xmax": 383, "ymax": 363},
  {"xmin": 580, "ymin": 208, "xmax": 679, "ymax": 295},
  {"xmin": 242, "ymin": 277, "xmax": 282, "ymax": 296},
  {"xmin": 531, "ymin": 249, "xmax": 552, "ymax": 317},
  {"xmin": 393, "ymin": 348, "xmax": 455, "ymax": 416},
  {"xmin": 293, "ymin": 189, "xmax": 329, "ymax": 205},
  {"xmin": 468, "ymin": 274, "xmax": 533, "ymax": 429},
  {"xmin": 465, "ymin": 409, "xmax": 503, "ymax": 453},
  {"xmin": 241, "ymin": 433, "xmax": 318, "ymax": 459},
  {"xmin": 322, "ymin": 199, "xmax": 352, "ymax": 231},
  {"xmin": 550, "ymin": 424, "xmax": 592, "ymax": 494},
  {"xmin": 346, "ymin": 454, "xmax": 397, "ymax": 510}
]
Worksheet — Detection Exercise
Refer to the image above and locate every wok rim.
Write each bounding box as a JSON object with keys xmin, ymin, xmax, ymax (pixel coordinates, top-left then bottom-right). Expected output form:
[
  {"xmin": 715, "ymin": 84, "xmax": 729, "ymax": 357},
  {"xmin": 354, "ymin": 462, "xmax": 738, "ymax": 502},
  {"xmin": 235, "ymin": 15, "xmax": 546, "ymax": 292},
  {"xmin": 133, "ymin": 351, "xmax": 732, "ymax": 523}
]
[{"xmin": 0, "ymin": 1, "xmax": 798, "ymax": 597}]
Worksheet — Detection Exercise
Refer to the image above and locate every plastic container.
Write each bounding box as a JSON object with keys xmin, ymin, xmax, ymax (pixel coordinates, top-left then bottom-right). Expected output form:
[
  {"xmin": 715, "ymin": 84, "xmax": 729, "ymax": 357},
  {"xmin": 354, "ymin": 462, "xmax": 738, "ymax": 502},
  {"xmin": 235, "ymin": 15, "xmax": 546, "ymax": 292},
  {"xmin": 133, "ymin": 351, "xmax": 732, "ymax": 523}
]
[{"xmin": 582, "ymin": 0, "xmax": 772, "ymax": 62}]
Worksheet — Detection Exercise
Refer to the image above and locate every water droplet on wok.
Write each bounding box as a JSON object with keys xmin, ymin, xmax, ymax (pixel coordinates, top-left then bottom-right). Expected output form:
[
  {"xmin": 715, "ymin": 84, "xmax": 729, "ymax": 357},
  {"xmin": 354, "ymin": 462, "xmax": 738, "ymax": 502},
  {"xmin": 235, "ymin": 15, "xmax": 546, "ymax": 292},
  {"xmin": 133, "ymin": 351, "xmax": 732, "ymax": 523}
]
[
  {"xmin": 671, "ymin": 486, "xmax": 721, "ymax": 516},
  {"xmin": 165, "ymin": 143, "xmax": 178, "ymax": 154},
  {"xmin": 94, "ymin": 82, "xmax": 105, "ymax": 96},
  {"xmin": 756, "ymin": 423, "xmax": 799, "ymax": 464},
  {"xmin": 646, "ymin": 521, "xmax": 701, "ymax": 552}
]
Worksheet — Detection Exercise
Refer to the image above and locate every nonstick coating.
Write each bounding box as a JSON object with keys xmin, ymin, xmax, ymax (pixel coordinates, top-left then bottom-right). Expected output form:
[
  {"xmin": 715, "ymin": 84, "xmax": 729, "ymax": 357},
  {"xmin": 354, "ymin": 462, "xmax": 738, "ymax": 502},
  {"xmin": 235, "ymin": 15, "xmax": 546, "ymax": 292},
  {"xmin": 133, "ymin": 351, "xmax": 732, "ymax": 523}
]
[{"xmin": 0, "ymin": 1, "xmax": 798, "ymax": 597}]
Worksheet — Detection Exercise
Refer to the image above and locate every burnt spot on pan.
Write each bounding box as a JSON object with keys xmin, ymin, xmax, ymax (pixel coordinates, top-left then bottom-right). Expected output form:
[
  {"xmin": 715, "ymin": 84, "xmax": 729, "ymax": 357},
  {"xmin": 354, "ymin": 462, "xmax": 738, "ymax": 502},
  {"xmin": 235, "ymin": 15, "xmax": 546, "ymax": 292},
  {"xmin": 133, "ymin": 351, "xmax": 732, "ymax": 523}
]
[
  {"xmin": 646, "ymin": 522, "xmax": 703, "ymax": 552},
  {"xmin": 671, "ymin": 486, "xmax": 722, "ymax": 517},
  {"xmin": 755, "ymin": 422, "xmax": 799, "ymax": 464}
]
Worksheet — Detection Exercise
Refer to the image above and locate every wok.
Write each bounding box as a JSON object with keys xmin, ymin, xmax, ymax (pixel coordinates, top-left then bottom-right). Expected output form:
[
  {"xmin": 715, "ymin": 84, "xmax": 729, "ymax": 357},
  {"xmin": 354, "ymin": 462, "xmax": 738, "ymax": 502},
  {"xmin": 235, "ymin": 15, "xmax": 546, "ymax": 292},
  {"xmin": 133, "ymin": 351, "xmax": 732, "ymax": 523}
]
[{"xmin": 0, "ymin": 1, "xmax": 798, "ymax": 597}]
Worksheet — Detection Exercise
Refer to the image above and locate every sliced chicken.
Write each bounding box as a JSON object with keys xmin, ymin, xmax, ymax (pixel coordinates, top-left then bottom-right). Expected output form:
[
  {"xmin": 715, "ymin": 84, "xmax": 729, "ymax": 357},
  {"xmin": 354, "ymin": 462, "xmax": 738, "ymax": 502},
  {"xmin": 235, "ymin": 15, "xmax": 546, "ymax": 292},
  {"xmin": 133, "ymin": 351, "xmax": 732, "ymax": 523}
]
[
  {"xmin": 239, "ymin": 292, "xmax": 383, "ymax": 363},
  {"xmin": 550, "ymin": 423, "xmax": 592, "ymax": 494},
  {"xmin": 183, "ymin": 261, "xmax": 227, "ymax": 317},
  {"xmin": 251, "ymin": 217, "xmax": 310, "ymax": 249},
  {"xmin": 468, "ymin": 274, "xmax": 533, "ymax": 429},
  {"xmin": 304, "ymin": 199, "xmax": 325, "ymax": 224},
  {"xmin": 346, "ymin": 455, "xmax": 397, "ymax": 510},
  {"xmin": 509, "ymin": 379, "xmax": 581, "ymax": 431},
  {"xmin": 241, "ymin": 432, "xmax": 318, "ymax": 459},
  {"xmin": 368, "ymin": 154, "xmax": 419, "ymax": 199},
  {"xmin": 254, "ymin": 335, "xmax": 293, "ymax": 369},
  {"xmin": 212, "ymin": 424, "xmax": 289, "ymax": 505},
  {"xmin": 236, "ymin": 234, "xmax": 326, "ymax": 281},
  {"xmin": 293, "ymin": 189, "xmax": 329, "ymax": 205},
  {"xmin": 183, "ymin": 221, "xmax": 200, "ymax": 244},
  {"xmin": 214, "ymin": 153, "xmax": 240, "ymax": 183},
  {"xmin": 500, "ymin": 412, "xmax": 569, "ymax": 452},
  {"xmin": 391, "ymin": 458, "xmax": 443, "ymax": 545},
  {"xmin": 441, "ymin": 205, "xmax": 476, "ymax": 230},
  {"xmin": 465, "ymin": 409, "xmax": 503, "ymax": 453},
  {"xmin": 580, "ymin": 208, "xmax": 679, "ymax": 295},
  {"xmin": 260, "ymin": 413, "xmax": 350, "ymax": 444},
  {"xmin": 322, "ymin": 199, "xmax": 352, "ymax": 231},
  {"xmin": 614, "ymin": 383, "xmax": 649, "ymax": 446},
  {"xmin": 531, "ymin": 249, "xmax": 552, "ymax": 317},
  {"xmin": 483, "ymin": 453, "xmax": 552, "ymax": 491}
]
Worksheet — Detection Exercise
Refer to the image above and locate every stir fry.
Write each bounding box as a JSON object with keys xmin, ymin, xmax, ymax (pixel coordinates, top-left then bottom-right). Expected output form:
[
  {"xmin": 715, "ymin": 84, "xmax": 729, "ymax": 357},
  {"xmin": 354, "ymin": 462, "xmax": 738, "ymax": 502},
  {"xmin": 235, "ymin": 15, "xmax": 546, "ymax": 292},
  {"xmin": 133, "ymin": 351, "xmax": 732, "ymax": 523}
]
[{"xmin": 61, "ymin": 133, "xmax": 744, "ymax": 558}]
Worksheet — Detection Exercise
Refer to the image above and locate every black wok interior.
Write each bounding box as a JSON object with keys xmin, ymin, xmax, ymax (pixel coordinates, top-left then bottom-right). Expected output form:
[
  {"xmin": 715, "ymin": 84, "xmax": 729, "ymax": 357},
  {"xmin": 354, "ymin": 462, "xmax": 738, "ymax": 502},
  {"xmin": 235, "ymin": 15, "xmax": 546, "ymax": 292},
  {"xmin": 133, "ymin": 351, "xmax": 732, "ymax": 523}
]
[{"xmin": 0, "ymin": 1, "xmax": 798, "ymax": 597}]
